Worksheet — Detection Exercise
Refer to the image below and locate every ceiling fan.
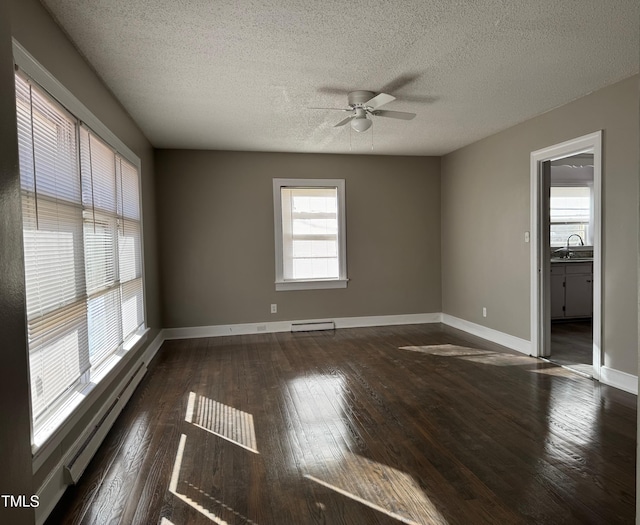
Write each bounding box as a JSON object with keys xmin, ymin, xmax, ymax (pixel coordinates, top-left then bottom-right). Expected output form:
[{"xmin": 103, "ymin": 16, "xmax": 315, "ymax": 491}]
[{"xmin": 310, "ymin": 90, "xmax": 416, "ymax": 132}]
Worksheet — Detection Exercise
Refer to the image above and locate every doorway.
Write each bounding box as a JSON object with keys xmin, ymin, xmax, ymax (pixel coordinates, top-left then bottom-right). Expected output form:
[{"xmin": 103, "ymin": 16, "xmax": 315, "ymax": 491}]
[
  {"xmin": 530, "ymin": 132, "xmax": 602, "ymax": 380},
  {"xmin": 548, "ymin": 153, "xmax": 594, "ymax": 375}
]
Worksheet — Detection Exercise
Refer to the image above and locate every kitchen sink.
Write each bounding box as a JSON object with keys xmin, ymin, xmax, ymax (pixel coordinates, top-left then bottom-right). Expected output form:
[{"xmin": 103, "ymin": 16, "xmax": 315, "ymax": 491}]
[{"xmin": 551, "ymin": 247, "xmax": 594, "ymax": 261}]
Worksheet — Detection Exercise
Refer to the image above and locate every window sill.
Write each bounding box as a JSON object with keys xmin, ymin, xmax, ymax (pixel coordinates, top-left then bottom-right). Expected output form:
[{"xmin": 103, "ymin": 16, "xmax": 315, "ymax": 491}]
[
  {"xmin": 276, "ymin": 278, "xmax": 348, "ymax": 291},
  {"xmin": 32, "ymin": 327, "xmax": 149, "ymax": 468}
]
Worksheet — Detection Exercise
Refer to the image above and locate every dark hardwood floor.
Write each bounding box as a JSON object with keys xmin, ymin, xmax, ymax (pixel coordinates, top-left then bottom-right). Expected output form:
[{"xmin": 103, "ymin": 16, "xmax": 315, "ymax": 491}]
[
  {"xmin": 46, "ymin": 323, "xmax": 636, "ymax": 525},
  {"xmin": 550, "ymin": 320, "xmax": 593, "ymax": 376}
]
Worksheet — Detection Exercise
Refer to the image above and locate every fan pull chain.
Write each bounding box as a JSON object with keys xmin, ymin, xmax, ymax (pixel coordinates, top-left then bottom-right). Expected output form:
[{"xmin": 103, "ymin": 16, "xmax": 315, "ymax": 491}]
[{"xmin": 371, "ymin": 120, "xmax": 374, "ymax": 151}]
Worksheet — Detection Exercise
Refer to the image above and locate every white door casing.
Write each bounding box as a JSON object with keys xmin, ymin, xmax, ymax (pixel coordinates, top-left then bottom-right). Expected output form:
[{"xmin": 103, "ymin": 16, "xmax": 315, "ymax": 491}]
[{"xmin": 530, "ymin": 131, "xmax": 602, "ymax": 379}]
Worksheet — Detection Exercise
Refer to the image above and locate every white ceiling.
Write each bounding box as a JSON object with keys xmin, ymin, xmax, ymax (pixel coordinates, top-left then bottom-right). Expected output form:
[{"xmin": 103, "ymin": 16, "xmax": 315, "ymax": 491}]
[{"xmin": 41, "ymin": 0, "xmax": 639, "ymax": 156}]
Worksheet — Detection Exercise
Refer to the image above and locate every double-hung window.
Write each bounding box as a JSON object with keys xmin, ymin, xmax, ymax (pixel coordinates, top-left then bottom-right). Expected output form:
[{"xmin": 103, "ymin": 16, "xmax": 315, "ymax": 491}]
[
  {"xmin": 15, "ymin": 70, "xmax": 145, "ymax": 446},
  {"xmin": 273, "ymin": 178, "xmax": 347, "ymax": 291}
]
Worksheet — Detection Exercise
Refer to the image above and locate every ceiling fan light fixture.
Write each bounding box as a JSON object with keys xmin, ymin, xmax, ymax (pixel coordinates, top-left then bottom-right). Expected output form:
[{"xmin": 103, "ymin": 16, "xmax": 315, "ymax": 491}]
[
  {"xmin": 311, "ymin": 90, "xmax": 415, "ymax": 132},
  {"xmin": 351, "ymin": 115, "xmax": 372, "ymax": 133}
]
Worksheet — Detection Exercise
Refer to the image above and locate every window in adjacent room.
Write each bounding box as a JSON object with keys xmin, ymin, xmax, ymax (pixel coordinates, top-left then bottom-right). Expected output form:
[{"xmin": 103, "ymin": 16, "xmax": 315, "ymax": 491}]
[
  {"xmin": 549, "ymin": 185, "xmax": 593, "ymax": 246},
  {"xmin": 15, "ymin": 69, "xmax": 145, "ymax": 447},
  {"xmin": 273, "ymin": 179, "xmax": 347, "ymax": 291}
]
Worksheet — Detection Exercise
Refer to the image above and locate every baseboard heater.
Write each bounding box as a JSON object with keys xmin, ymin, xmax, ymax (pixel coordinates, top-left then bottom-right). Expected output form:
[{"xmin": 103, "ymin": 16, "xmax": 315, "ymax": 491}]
[
  {"xmin": 63, "ymin": 362, "xmax": 147, "ymax": 485},
  {"xmin": 291, "ymin": 321, "xmax": 336, "ymax": 332}
]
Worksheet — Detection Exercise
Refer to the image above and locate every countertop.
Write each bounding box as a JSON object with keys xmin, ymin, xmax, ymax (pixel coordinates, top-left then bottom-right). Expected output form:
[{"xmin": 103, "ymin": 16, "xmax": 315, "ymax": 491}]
[{"xmin": 550, "ymin": 258, "xmax": 593, "ymax": 263}]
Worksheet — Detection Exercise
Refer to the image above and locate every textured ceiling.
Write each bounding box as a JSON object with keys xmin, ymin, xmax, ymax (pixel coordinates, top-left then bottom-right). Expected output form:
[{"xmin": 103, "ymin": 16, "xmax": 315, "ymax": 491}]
[{"xmin": 41, "ymin": 0, "xmax": 639, "ymax": 155}]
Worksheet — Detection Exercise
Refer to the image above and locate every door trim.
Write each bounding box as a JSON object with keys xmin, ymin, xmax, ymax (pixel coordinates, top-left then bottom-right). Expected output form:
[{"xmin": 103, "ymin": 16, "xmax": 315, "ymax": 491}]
[{"xmin": 530, "ymin": 131, "xmax": 602, "ymax": 380}]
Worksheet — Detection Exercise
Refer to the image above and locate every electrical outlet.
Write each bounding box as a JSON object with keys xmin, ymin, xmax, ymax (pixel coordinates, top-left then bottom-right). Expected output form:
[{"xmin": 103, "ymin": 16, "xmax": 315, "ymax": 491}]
[
  {"xmin": 482, "ymin": 307, "xmax": 487, "ymax": 318},
  {"xmin": 270, "ymin": 304, "xmax": 277, "ymax": 314},
  {"xmin": 257, "ymin": 325, "xmax": 267, "ymax": 332}
]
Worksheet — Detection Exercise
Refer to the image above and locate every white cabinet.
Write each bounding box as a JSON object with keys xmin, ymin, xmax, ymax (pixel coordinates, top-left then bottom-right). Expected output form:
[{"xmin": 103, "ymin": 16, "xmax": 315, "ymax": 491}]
[
  {"xmin": 550, "ymin": 273, "xmax": 565, "ymax": 318},
  {"xmin": 550, "ymin": 262, "xmax": 593, "ymax": 319},
  {"xmin": 565, "ymin": 273, "xmax": 593, "ymax": 317}
]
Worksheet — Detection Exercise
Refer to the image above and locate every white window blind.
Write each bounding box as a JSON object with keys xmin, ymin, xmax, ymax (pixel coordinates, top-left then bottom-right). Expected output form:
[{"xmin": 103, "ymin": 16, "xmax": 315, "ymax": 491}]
[
  {"xmin": 80, "ymin": 129, "xmax": 144, "ymax": 366},
  {"xmin": 15, "ymin": 72, "xmax": 145, "ymax": 436},
  {"xmin": 281, "ymin": 187, "xmax": 339, "ymax": 280},
  {"xmin": 550, "ymin": 186, "xmax": 592, "ymax": 246},
  {"xmin": 16, "ymin": 73, "xmax": 89, "ymax": 424},
  {"xmin": 117, "ymin": 156, "xmax": 144, "ymax": 341}
]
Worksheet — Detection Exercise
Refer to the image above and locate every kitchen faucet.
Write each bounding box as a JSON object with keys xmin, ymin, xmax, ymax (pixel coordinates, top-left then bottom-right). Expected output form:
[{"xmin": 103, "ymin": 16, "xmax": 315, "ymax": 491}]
[
  {"xmin": 552, "ymin": 234, "xmax": 585, "ymax": 259},
  {"xmin": 566, "ymin": 234, "xmax": 584, "ymax": 248}
]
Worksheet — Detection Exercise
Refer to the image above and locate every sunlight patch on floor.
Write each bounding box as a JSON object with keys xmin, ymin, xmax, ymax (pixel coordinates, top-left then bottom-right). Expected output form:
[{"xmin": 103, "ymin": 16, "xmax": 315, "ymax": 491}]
[
  {"xmin": 285, "ymin": 374, "xmax": 348, "ymax": 467},
  {"xmin": 401, "ymin": 344, "xmax": 533, "ymax": 367},
  {"xmin": 305, "ymin": 453, "xmax": 448, "ymax": 525},
  {"xmin": 185, "ymin": 391, "xmax": 258, "ymax": 453},
  {"xmin": 169, "ymin": 433, "xmax": 258, "ymax": 524},
  {"xmin": 455, "ymin": 353, "xmax": 533, "ymax": 367},
  {"xmin": 400, "ymin": 344, "xmax": 490, "ymax": 357}
]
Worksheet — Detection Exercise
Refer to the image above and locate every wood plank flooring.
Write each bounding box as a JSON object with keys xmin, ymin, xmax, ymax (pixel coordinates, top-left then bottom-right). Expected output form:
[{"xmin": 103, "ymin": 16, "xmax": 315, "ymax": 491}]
[
  {"xmin": 550, "ymin": 320, "xmax": 593, "ymax": 376},
  {"xmin": 45, "ymin": 323, "xmax": 636, "ymax": 525}
]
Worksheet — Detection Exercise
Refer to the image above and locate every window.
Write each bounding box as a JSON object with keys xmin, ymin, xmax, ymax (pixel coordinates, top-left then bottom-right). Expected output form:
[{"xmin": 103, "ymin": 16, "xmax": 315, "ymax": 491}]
[
  {"xmin": 273, "ymin": 179, "xmax": 347, "ymax": 291},
  {"xmin": 15, "ymin": 71, "xmax": 145, "ymax": 445},
  {"xmin": 550, "ymin": 185, "xmax": 593, "ymax": 246}
]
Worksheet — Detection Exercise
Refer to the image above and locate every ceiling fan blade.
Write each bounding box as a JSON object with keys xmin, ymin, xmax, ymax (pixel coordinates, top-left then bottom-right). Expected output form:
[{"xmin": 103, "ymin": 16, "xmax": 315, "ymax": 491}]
[
  {"xmin": 334, "ymin": 115, "xmax": 355, "ymax": 127},
  {"xmin": 365, "ymin": 92, "xmax": 396, "ymax": 110},
  {"xmin": 373, "ymin": 110, "xmax": 416, "ymax": 120}
]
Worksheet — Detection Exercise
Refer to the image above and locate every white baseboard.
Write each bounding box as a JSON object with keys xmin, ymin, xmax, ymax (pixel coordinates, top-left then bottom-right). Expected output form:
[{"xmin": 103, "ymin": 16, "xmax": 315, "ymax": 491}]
[
  {"xmin": 163, "ymin": 313, "xmax": 535, "ymax": 359},
  {"xmin": 441, "ymin": 314, "xmax": 532, "ymax": 355},
  {"xmin": 163, "ymin": 312, "xmax": 443, "ymax": 340},
  {"xmin": 35, "ymin": 330, "xmax": 164, "ymax": 525},
  {"xmin": 599, "ymin": 366, "xmax": 638, "ymax": 395}
]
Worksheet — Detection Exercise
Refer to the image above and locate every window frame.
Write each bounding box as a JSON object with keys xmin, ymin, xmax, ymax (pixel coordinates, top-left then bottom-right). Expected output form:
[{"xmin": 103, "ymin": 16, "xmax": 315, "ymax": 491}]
[{"xmin": 273, "ymin": 178, "xmax": 348, "ymax": 291}]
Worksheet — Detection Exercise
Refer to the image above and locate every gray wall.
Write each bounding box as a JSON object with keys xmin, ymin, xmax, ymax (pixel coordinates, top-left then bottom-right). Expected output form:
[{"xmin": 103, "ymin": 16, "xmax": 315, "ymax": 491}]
[
  {"xmin": 156, "ymin": 151, "xmax": 441, "ymax": 327},
  {"xmin": 0, "ymin": 1, "xmax": 35, "ymax": 523},
  {"xmin": 5, "ymin": 0, "xmax": 162, "ymax": 517},
  {"xmin": 441, "ymin": 75, "xmax": 639, "ymax": 376}
]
